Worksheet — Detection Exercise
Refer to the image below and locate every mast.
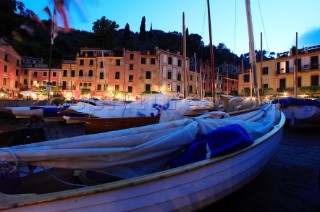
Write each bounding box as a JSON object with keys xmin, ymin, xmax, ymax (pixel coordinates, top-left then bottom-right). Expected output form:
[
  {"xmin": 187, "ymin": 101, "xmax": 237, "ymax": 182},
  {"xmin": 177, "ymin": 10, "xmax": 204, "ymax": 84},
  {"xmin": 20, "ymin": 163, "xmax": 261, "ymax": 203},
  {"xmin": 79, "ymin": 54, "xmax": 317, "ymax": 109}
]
[
  {"xmin": 123, "ymin": 48, "xmax": 126, "ymax": 101},
  {"xmin": 207, "ymin": 0, "xmax": 215, "ymax": 104},
  {"xmin": 183, "ymin": 12, "xmax": 187, "ymax": 98},
  {"xmin": 245, "ymin": 0, "xmax": 260, "ymax": 104},
  {"xmin": 294, "ymin": 32, "xmax": 298, "ymax": 98},
  {"xmin": 102, "ymin": 50, "xmax": 107, "ymax": 95},
  {"xmin": 260, "ymin": 32, "xmax": 263, "ymax": 99},
  {"xmin": 194, "ymin": 52, "xmax": 198, "ymax": 97}
]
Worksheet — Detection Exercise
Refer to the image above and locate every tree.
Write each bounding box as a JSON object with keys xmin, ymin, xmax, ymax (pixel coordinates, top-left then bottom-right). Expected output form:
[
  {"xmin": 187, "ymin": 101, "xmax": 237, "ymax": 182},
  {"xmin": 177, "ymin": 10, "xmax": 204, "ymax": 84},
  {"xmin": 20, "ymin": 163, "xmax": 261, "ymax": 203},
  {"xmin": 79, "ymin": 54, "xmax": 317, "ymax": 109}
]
[
  {"xmin": 0, "ymin": 0, "xmax": 17, "ymax": 14},
  {"xmin": 148, "ymin": 23, "xmax": 153, "ymax": 39},
  {"xmin": 123, "ymin": 23, "xmax": 131, "ymax": 47},
  {"xmin": 92, "ymin": 16, "xmax": 119, "ymax": 49},
  {"xmin": 139, "ymin": 16, "xmax": 146, "ymax": 41}
]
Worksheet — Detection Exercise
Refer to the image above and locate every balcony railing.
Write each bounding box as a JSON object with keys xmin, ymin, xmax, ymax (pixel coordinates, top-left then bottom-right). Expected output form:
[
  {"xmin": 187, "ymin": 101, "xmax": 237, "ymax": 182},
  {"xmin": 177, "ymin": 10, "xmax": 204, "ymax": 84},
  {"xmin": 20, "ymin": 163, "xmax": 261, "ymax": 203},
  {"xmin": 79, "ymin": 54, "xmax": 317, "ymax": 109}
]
[{"xmin": 76, "ymin": 76, "xmax": 95, "ymax": 80}]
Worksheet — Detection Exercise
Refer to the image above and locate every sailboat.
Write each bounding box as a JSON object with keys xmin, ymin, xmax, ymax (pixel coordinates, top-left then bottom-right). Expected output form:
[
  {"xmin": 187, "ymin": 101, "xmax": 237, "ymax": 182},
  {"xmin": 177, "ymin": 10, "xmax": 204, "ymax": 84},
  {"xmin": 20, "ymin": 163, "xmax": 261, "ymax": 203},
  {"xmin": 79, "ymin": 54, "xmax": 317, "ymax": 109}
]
[{"xmin": 0, "ymin": 1, "xmax": 285, "ymax": 211}]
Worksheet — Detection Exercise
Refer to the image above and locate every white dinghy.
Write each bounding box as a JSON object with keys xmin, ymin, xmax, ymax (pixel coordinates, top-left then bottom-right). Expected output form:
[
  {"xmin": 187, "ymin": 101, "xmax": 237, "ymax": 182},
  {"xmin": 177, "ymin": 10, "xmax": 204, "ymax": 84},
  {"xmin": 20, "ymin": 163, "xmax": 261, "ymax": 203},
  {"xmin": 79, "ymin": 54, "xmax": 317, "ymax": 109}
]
[{"xmin": 0, "ymin": 104, "xmax": 285, "ymax": 211}]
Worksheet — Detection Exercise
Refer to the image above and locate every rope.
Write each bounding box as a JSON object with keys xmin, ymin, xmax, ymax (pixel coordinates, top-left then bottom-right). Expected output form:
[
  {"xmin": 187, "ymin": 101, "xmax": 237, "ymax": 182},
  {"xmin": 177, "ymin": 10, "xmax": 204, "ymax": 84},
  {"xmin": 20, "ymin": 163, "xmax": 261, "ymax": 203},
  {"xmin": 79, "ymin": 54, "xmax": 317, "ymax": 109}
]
[
  {"xmin": 41, "ymin": 166, "xmax": 87, "ymax": 187},
  {"xmin": 257, "ymin": 0, "xmax": 270, "ymax": 52},
  {"xmin": 0, "ymin": 148, "xmax": 20, "ymax": 175}
]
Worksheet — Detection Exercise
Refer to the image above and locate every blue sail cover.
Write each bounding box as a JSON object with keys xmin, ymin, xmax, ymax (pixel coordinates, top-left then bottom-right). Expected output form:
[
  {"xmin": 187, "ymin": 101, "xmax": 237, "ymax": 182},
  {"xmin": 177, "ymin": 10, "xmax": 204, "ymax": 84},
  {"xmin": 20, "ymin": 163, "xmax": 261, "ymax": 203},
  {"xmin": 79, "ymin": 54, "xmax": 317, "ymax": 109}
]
[
  {"xmin": 168, "ymin": 124, "xmax": 254, "ymax": 168},
  {"xmin": 272, "ymin": 97, "xmax": 320, "ymax": 108}
]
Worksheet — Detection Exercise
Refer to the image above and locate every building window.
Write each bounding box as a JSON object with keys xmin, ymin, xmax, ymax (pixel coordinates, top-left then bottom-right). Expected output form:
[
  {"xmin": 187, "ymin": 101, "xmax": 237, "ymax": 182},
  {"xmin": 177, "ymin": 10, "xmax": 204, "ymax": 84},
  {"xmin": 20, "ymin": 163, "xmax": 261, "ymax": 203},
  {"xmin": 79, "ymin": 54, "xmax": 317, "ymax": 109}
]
[
  {"xmin": 88, "ymin": 70, "xmax": 93, "ymax": 77},
  {"xmin": 4, "ymin": 54, "xmax": 8, "ymax": 61},
  {"xmin": 97, "ymin": 84, "xmax": 101, "ymax": 90},
  {"xmin": 168, "ymin": 71, "xmax": 172, "ymax": 79},
  {"xmin": 89, "ymin": 59, "xmax": 94, "ymax": 66},
  {"xmin": 146, "ymin": 71, "xmax": 151, "ymax": 79},
  {"xmin": 42, "ymin": 81, "xmax": 47, "ymax": 85},
  {"xmin": 177, "ymin": 73, "xmax": 181, "ymax": 81},
  {"xmin": 24, "ymin": 69, "xmax": 27, "ymax": 75},
  {"xmin": 79, "ymin": 59, "xmax": 84, "ymax": 66},
  {"xmin": 262, "ymin": 67, "xmax": 269, "ymax": 75},
  {"xmin": 16, "ymin": 69, "xmax": 19, "ymax": 76},
  {"xmin": 130, "ymin": 64, "xmax": 134, "ymax": 70},
  {"xmin": 141, "ymin": 58, "xmax": 146, "ymax": 64},
  {"xmin": 43, "ymin": 72, "xmax": 47, "ymax": 77},
  {"xmin": 177, "ymin": 85, "xmax": 181, "ymax": 92},
  {"xmin": 23, "ymin": 79, "xmax": 27, "ymax": 85},
  {"xmin": 33, "ymin": 71, "xmax": 37, "ymax": 77},
  {"xmin": 263, "ymin": 83, "xmax": 268, "ymax": 88},
  {"xmin": 62, "ymin": 81, "xmax": 67, "ymax": 89},
  {"xmin": 189, "ymin": 85, "xmax": 193, "ymax": 93},
  {"xmin": 52, "ymin": 72, "xmax": 57, "ymax": 77},
  {"xmin": 244, "ymin": 74, "xmax": 250, "ymax": 82},
  {"xmin": 298, "ymin": 77, "xmax": 301, "ymax": 87},
  {"xmin": 4, "ymin": 65, "xmax": 7, "ymax": 73},
  {"xmin": 311, "ymin": 75, "xmax": 319, "ymax": 86},
  {"xmin": 71, "ymin": 70, "xmax": 75, "ymax": 77},
  {"xmin": 128, "ymin": 86, "xmax": 133, "ymax": 93},
  {"xmin": 99, "ymin": 72, "xmax": 104, "ymax": 79},
  {"xmin": 52, "ymin": 81, "xmax": 56, "ymax": 86},
  {"xmin": 190, "ymin": 75, "xmax": 193, "ymax": 81},
  {"xmin": 15, "ymin": 81, "xmax": 18, "ymax": 88},
  {"xmin": 168, "ymin": 57, "xmax": 172, "ymax": 64},
  {"xmin": 150, "ymin": 58, "xmax": 156, "ymax": 64},
  {"xmin": 178, "ymin": 59, "xmax": 182, "ymax": 67},
  {"xmin": 100, "ymin": 61, "xmax": 104, "ymax": 68},
  {"xmin": 115, "ymin": 85, "xmax": 119, "ymax": 91},
  {"xmin": 145, "ymin": 84, "xmax": 151, "ymax": 92},
  {"xmin": 129, "ymin": 75, "xmax": 133, "ymax": 82},
  {"xmin": 80, "ymin": 82, "xmax": 83, "ymax": 86},
  {"xmin": 116, "ymin": 59, "xmax": 121, "ymax": 66},
  {"xmin": 79, "ymin": 70, "xmax": 83, "ymax": 76},
  {"xmin": 63, "ymin": 70, "xmax": 67, "ymax": 77},
  {"xmin": 115, "ymin": 72, "xmax": 120, "ymax": 79},
  {"xmin": 3, "ymin": 78, "xmax": 6, "ymax": 86},
  {"xmin": 130, "ymin": 54, "xmax": 134, "ymax": 60}
]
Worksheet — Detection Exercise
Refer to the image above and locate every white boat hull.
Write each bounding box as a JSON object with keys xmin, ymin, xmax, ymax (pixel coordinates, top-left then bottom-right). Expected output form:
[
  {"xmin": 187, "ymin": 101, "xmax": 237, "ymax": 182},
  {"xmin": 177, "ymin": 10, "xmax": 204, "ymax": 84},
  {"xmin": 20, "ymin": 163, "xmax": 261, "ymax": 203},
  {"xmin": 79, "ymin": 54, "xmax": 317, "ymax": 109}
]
[
  {"xmin": 2, "ymin": 113, "xmax": 285, "ymax": 212},
  {"xmin": 282, "ymin": 105, "xmax": 320, "ymax": 124}
]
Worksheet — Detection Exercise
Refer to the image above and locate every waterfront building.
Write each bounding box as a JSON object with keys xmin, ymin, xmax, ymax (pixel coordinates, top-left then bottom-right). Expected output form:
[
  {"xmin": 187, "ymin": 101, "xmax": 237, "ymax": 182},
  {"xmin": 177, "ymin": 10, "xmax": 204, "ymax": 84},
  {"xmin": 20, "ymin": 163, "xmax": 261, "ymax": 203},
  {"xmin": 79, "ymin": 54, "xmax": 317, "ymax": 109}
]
[
  {"xmin": 0, "ymin": 44, "xmax": 21, "ymax": 98},
  {"xmin": 61, "ymin": 48, "xmax": 203, "ymax": 100},
  {"xmin": 238, "ymin": 45, "xmax": 320, "ymax": 98}
]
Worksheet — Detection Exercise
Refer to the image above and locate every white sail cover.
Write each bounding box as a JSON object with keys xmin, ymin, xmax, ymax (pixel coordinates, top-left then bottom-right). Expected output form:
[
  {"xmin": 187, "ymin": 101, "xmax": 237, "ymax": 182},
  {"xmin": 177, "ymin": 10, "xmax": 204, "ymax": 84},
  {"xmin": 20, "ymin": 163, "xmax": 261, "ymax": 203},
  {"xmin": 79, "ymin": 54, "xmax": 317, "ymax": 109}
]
[{"xmin": 0, "ymin": 104, "xmax": 280, "ymax": 178}]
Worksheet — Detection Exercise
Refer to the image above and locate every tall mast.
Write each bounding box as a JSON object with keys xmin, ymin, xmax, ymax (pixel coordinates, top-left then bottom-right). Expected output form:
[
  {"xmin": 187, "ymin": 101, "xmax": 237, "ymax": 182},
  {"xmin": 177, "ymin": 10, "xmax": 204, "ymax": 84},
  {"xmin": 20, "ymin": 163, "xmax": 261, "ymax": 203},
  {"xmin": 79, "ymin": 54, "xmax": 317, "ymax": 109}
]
[
  {"xmin": 183, "ymin": 12, "xmax": 187, "ymax": 98},
  {"xmin": 245, "ymin": 0, "xmax": 260, "ymax": 104},
  {"xmin": 260, "ymin": 32, "xmax": 263, "ymax": 99},
  {"xmin": 207, "ymin": 0, "xmax": 215, "ymax": 104},
  {"xmin": 294, "ymin": 32, "xmax": 298, "ymax": 98},
  {"xmin": 194, "ymin": 52, "xmax": 198, "ymax": 97}
]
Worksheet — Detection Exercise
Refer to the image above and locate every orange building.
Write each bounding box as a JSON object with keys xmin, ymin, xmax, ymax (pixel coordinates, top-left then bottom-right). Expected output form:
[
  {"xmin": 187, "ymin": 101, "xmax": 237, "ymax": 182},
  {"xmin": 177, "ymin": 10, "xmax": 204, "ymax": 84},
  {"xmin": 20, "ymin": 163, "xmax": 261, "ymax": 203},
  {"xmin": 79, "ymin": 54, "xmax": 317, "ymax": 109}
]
[
  {"xmin": 0, "ymin": 44, "xmax": 21, "ymax": 98},
  {"xmin": 61, "ymin": 48, "xmax": 202, "ymax": 100}
]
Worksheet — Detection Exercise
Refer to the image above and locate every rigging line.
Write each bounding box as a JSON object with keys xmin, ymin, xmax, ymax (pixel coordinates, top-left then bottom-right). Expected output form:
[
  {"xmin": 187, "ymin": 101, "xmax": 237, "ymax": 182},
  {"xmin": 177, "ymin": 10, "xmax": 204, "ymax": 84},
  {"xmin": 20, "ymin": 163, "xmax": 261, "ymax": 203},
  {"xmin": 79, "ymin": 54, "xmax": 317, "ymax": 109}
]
[
  {"xmin": 197, "ymin": 0, "xmax": 208, "ymax": 57},
  {"xmin": 257, "ymin": 0, "xmax": 269, "ymax": 52}
]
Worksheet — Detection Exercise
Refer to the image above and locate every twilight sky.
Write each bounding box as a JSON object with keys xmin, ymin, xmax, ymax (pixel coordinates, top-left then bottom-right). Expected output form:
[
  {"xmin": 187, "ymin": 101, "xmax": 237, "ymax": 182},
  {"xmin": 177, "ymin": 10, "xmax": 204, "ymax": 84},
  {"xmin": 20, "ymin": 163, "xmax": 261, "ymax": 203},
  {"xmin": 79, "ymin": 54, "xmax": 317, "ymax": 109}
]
[{"xmin": 21, "ymin": 0, "xmax": 320, "ymax": 56}]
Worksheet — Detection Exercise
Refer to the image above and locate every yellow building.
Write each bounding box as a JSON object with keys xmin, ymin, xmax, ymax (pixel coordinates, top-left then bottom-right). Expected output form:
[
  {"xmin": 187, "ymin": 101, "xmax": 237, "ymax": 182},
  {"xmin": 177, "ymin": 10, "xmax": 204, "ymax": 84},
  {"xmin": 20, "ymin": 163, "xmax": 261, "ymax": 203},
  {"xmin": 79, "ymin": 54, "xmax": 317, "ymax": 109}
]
[{"xmin": 238, "ymin": 46, "xmax": 320, "ymax": 98}]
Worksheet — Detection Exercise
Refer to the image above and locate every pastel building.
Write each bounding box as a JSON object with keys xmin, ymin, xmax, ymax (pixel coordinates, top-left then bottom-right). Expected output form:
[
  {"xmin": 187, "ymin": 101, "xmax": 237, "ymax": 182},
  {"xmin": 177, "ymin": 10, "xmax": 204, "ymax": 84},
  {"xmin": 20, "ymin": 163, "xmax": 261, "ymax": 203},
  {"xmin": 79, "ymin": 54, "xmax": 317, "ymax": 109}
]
[
  {"xmin": 238, "ymin": 45, "xmax": 320, "ymax": 98},
  {"xmin": 0, "ymin": 44, "xmax": 21, "ymax": 98},
  {"xmin": 61, "ymin": 48, "xmax": 202, "ymax": 100}
]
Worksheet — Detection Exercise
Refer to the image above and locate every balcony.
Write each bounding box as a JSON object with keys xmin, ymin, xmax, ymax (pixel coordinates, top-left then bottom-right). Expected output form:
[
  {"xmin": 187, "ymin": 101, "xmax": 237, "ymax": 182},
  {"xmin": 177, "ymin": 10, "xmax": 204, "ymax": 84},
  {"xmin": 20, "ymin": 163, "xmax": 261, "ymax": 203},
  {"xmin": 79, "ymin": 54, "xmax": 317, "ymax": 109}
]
[{"xmin": 77, "ymin": 76, "xmax": 95, "ymax": 80}]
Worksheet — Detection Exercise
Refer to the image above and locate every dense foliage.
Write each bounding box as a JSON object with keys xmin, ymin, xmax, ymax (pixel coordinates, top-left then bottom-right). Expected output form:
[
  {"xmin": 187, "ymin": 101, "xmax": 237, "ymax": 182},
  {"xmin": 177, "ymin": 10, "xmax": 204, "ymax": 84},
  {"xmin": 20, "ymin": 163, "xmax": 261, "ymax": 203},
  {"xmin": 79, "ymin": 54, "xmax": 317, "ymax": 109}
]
[{"xmin": 0, "ymin": 0, "xmax": 274, "ymax": 67}]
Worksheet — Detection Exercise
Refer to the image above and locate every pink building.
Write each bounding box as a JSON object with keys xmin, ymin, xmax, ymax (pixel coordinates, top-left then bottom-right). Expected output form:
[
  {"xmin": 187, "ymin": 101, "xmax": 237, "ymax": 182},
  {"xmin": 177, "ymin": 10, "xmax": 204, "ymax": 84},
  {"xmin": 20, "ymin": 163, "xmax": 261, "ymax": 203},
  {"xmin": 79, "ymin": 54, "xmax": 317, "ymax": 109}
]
[{"xmin": 0, "ymin": 44, "xmax": 21, "ymax": 98}]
